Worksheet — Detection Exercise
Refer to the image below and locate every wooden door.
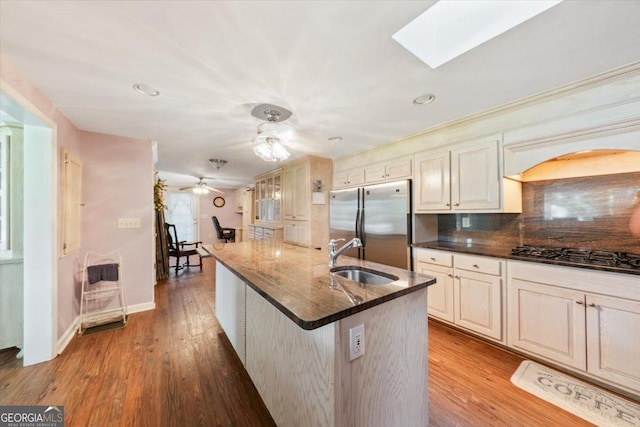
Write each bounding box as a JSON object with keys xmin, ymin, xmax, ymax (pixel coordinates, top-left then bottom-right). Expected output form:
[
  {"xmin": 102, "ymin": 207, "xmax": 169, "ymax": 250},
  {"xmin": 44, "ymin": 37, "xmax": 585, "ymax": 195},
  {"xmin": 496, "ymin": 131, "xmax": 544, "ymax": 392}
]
[
  {"xmin": 413, "ymin": 149, "xmax": 451, "ymax": 212},
  {"xmin": 416, "ymin": 262, "xmax": 454, "ymax": 322},
  {"xmin": 451, "ymin": 139, "xmax": 499, "ymax": 210},
  {"xmin": 507, "ymin": 279, "xmax": 586, "ymax": 370},
  {"xmin": 454, "ymin": 269, "xmax": 502, "ymax": 340},
  {"xmin": 586, "ymin": 294, "xmax": 640, "ymax": 391}
]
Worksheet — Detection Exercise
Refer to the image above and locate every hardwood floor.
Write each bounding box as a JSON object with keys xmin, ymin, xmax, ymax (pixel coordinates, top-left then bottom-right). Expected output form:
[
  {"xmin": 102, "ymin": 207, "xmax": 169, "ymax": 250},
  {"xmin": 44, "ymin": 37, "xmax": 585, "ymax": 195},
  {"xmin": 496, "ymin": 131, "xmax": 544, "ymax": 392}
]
[{"xmin": 0, "ymin": 257, "xmax": 602, "ymax": 426}]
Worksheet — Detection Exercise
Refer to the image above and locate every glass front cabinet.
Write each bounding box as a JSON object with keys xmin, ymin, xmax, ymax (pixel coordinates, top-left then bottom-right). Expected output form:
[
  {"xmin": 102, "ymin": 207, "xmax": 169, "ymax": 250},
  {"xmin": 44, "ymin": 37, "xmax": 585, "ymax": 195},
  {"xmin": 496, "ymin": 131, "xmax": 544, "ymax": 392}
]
[{"xmin": 254, "ymin": 169, "xmax": 281, "ymax": 224}]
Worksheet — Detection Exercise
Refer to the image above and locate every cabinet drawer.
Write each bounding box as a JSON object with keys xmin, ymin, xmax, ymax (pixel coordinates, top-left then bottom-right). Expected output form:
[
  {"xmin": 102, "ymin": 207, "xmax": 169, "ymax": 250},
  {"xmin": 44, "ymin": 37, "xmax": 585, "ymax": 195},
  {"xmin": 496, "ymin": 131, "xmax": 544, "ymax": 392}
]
[
  {"xmin": 415, "ymin": 248, "xmax": 453, "ymax": 268},
  {"xmin": 454, "ymin": 254, "xmax": 502, "ymax": 276},
  {"xmin": 263, "ymin": 228, "xmax": 274, "ymax": 238},
  {"xmin": 254, "ymin": 227, "xmax": 264, "ymax": 237}
]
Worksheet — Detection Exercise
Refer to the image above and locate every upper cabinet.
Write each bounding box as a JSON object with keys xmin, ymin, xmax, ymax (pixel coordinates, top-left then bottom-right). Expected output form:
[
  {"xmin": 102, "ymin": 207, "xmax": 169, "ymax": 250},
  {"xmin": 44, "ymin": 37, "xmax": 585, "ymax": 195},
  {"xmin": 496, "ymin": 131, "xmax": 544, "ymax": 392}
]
[
  {"xmin": 254, "ymin": 169, "xmax": 282, "ymax": 224},
  {"xmin": 280, "ymin": 156, "xmax": 332, "ymax": 249},
  {"xmin": 334, "ymin": 157, "xmax": 412, "ymax": 189},
  {"xmin": 283, "ymin": 163, "xmax": 309, "ymax": 221},
  {"xmin": 364, "ymin": 157, "xmax": 412, "ymax": 185},
  {"xmin": 333, "ymin": 167, "xmax": 365, "ymax": 189},
  {"xmin": 414, "ymin": 135, "xmax": 522, "ymax": 213}
]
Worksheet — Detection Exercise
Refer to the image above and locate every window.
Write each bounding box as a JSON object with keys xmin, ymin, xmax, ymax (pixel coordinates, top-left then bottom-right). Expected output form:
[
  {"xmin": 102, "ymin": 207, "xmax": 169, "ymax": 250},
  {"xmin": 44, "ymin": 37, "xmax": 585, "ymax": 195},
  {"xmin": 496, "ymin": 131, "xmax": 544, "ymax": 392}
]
[
  {"xmin": 0, "ymin": 133, "xmax": 9, "ymax": 256},
  {"xmin": 165, "ymin": 191, "xmax": 198, "ymax": 243}
]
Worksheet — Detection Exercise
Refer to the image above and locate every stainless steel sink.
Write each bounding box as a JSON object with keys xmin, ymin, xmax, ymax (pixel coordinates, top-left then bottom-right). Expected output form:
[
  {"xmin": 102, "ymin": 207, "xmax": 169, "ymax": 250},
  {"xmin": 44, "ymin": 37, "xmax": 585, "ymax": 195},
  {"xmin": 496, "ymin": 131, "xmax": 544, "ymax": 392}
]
[{"xmin": 330, "ymin": 266, "xmax": 398, "ymax": 285}]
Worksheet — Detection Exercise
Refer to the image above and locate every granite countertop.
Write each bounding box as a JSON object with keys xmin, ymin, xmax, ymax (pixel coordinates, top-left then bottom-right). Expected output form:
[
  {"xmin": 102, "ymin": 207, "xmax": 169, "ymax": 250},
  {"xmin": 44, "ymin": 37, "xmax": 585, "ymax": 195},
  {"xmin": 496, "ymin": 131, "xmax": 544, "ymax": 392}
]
[
  {"xmin": 210, "ymin": 241, "xmax": 436, "ymax": 330},
  {"xmin": 413, "ymin": 241, "xmax": 640, "ymax": 276}
]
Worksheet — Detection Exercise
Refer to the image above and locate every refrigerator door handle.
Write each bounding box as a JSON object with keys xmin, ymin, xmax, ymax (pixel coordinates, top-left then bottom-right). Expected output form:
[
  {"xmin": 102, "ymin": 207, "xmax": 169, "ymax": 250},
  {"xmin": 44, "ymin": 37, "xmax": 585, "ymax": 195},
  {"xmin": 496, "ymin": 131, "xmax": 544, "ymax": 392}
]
[
  {"xmin": 355, "ymin": 209, "xmax": 361, "ymax": 238},
  {"xmin": 359, "ymin": 209, "xmax": 366, "ymax": 246}
]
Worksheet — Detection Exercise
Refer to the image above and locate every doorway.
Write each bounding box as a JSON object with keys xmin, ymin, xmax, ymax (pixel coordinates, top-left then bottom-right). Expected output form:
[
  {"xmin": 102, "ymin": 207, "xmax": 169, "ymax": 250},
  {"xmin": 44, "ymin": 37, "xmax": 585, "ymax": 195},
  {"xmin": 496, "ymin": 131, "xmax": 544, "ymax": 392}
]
[{"xmin": 0, "ymin": 87, "xmax": 57, "ymax": 366}]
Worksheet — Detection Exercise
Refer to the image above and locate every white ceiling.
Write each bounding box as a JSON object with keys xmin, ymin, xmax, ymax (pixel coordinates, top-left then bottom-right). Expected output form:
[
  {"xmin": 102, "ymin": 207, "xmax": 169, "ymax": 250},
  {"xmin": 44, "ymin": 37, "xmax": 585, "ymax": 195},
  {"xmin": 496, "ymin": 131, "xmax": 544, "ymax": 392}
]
[{"xmin": 1, "ymin": 1, "xmax": 639, "ymax": 188}]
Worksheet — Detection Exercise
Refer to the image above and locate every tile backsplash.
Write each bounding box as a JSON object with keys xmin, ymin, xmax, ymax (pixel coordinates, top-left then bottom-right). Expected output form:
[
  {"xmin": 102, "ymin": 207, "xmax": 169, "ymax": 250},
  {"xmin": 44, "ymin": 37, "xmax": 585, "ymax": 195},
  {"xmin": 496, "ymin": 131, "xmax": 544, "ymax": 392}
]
[{"xmin": 436, "ymin": 172, "xmax": 640, "ymax": 253}]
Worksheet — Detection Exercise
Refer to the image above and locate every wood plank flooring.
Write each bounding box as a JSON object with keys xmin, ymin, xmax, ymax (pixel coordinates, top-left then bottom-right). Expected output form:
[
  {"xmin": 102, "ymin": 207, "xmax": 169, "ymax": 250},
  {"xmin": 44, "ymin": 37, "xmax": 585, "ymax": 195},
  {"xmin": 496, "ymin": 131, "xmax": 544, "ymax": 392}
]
[{"xmin": 0, "ymin": 257, "xmax": 612, "ymax": 426}]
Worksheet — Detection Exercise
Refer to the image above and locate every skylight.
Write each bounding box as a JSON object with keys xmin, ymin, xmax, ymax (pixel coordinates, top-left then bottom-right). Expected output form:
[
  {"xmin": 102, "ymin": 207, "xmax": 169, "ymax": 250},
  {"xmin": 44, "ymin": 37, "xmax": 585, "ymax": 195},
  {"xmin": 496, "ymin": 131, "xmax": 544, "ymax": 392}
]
[{"xmin": 392, "ymin": 0, "xmax": 563, "ymax": 69}]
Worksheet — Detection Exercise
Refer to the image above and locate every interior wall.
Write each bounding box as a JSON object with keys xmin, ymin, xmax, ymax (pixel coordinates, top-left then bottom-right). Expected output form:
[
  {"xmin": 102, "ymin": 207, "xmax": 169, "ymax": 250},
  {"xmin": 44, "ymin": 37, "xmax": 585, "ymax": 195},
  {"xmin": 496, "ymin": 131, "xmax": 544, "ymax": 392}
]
[
  {"xmin": 434, "ymin": 172, "xmax": 640, "ymax": 253},
  {"xmin": 1, "ymin": 54, "xmax": 155, "ymax": 349},
  {"xmin": 198, "ymin": 189, "xmax": 242, "ymax": 244},
  {"xmin": 79, "ymin": 130, "xmax": 155, "ymax": 314}
]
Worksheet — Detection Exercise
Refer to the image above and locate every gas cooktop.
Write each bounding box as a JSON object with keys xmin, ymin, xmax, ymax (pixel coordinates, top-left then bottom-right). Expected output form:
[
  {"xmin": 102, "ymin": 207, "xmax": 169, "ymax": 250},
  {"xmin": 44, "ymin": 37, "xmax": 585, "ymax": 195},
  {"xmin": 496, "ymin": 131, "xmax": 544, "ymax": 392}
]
[{"xmin": 511, "ymin": 245, "xmax": 640, "ymax": 271}]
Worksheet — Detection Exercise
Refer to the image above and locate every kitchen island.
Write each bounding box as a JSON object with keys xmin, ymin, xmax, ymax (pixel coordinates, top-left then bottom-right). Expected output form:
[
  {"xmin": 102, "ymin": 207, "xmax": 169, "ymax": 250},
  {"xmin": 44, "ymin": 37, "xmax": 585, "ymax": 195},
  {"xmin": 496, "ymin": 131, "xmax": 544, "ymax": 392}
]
[{"xmin": 210, "ymin": 240, "xmax": 436, "ymax": 427}]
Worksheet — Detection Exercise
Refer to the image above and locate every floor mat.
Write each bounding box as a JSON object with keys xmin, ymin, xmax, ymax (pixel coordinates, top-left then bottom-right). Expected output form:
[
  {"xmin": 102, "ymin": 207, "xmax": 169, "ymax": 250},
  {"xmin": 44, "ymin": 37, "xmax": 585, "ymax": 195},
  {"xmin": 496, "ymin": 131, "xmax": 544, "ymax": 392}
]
[{"xmin": 511, "ymin": 360, "xmax": 640, "ymax": 426}]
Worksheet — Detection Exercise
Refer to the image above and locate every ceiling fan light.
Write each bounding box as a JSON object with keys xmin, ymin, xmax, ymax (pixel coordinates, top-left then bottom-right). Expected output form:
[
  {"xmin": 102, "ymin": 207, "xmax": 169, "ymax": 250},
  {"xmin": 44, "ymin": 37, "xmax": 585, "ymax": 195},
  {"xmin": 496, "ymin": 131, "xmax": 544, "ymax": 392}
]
[
  {"xmin": 257, "ymin": 122, "xmax": 294, "ymax": 140},
  {"xmin": 253, "ymin": 136, "xmax": 290, "ymax": 162}
]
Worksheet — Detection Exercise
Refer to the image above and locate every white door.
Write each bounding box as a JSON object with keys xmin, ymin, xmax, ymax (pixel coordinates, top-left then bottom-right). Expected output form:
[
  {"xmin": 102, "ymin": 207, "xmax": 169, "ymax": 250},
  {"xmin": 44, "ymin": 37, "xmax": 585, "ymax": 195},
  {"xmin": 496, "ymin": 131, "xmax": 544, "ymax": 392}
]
[
  {"xmin": 416, "ymin": 262, "xmax": 454, "ymax": 322},
  {"xmin": 451, "ymin": 139, "xmax": 499, "ymax": 210},
  {"xmin": 454, "ymin": 269, "xmax": 502, "ymax": 340},
  {"xmin": 507, "ymin": 279, "xmax": 586, "ymax": 370},
  {"xmin": 413, "ymin": 148, "xmax": 451, "ymax": 212},
  {"xmin": 586, "ymin": 294, "xmax": 640, "ymax": 391},
  {"xmin": 165, "ymin": 192, "xmax": 199, "ymax": 242}
]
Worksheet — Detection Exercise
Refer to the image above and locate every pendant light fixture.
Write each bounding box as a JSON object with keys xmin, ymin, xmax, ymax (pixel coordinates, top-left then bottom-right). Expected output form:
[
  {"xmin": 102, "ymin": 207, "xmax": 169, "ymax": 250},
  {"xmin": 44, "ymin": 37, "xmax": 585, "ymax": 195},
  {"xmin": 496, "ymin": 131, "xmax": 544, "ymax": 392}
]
[{"xmin": 251, "ymin": 104, "xmax": 293, "ymax": 162}]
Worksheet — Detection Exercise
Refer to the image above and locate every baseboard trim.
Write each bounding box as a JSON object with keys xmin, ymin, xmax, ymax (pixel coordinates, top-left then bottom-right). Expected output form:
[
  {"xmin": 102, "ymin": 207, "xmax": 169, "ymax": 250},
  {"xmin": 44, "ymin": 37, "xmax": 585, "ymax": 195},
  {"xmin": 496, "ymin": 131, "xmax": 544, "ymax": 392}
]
[
  {"xmin": 57, "ymin": 316, "xmax": 80, "ymax": 355},
  {"xmin": 56, "ymin": 301, "xmax": 156, "ymax": 355}
]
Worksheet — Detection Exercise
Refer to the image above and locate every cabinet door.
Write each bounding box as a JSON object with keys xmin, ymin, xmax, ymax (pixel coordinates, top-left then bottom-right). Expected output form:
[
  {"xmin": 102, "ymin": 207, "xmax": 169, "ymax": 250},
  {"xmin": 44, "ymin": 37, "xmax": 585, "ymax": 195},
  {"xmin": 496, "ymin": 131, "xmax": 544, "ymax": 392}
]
[
  {"xmin": 283, "ymin": 167, "xmax": 295, "ymax": 220},
  {"xmin": 284, "ymin": 222, "xmax": 310, "ymax": 246},
  {"xmin": 364, "ymin": 162, "xmax": 386, "ymax": 184},
  {"xmin": 416, "ymin": 262, "xmax": 454, "ymax": 322},
  {"xmin": 413, "ymin": 149, "xmax": 451, "ymax": 211},
  {"xmin": 334, "ymin": 171, "xmax": 349, "ymax": 189},
  {"xmin": 348, "ymin": 168, "xmax": 365, "ymax": 187},
  {"xmin": 451, "ymin": 140, "xmax": 499, "ymax": 210},
  {"xmin": 293, "ymin": 164, "xmax": 309, "ymax": 220},
  {"xmin": 454, "ymin": 269, "xmax": 502, "ymax": 340},
  {"xmin": 507, "ymin": 279, "xmax": 586, "ymax": 370},
  {"xmin": 586, "ymin": 294, "xmax": 640, "ymax": 391},
  {"xmin": 386, "ymin": 157, "xmax": 412, "ymax": 181}
]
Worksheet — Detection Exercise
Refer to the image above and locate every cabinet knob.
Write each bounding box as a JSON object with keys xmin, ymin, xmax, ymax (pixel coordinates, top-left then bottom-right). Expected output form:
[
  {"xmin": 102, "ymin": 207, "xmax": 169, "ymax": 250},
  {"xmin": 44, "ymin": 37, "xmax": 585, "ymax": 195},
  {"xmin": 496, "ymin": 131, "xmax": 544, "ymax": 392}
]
[
  {"xmin": 446, "ymin": 203, "xmax": 450, "ymax": 207},
  {"xmin": 382, "ymin": 175, "xmax": 386, "ymax": 178},
  {"xmin": 472, "ymin": 264, "xmax": 479, "ymax": 268},
  {"xmin": 454, "ymin": 275, "xmax": 460, "ymax": 279},
  {"xmin": 447, "ymin": 274, "xmax": 453, "ymax": 278},
  {"xmin": 454, "ymin": 203, "xmax": 460, "ymax": 207},
  {"xmin": 576, "ymin": 300, "xmax": 584, "ymax": 305},
  {"xmin": 588, "ymin": 303, "xmax": 596, "ymax": 307},
  {"xmin": 430, "ymin": 257, "xmax": 436, "ymax": 261}
]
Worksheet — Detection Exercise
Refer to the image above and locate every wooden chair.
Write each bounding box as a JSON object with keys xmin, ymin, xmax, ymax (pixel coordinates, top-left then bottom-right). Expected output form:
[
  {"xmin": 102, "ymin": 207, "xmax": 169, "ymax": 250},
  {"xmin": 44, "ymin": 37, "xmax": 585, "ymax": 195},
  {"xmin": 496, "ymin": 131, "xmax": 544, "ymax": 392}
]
[
  {"xmin": 165, "ymin": 223, "xmax": 203, "ymax": 274},
  {"xmin": 212, "ymin": 216, "xmax": 236, "ymax": 242}
]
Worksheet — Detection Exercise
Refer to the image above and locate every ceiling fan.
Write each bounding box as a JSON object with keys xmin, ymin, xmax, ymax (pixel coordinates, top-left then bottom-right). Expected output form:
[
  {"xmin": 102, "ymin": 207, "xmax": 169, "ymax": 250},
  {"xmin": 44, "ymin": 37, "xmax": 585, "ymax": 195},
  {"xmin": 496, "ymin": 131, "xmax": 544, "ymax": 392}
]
[{"xmin": 179, "ymin": 177, "xmax": 224, "ymax": 195}]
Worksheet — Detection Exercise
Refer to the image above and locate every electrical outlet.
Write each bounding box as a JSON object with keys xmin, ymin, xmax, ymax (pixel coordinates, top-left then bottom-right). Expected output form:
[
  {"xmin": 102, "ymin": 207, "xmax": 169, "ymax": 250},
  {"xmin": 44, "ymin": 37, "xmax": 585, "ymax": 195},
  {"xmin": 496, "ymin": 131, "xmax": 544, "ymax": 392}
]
[
  {"xmin": 462, "ymin": 217, "xmax": 471, "ymax": 228},
  {"xmin": 349, "ymin": 324, "xmax": 365, "ymax": 361}
]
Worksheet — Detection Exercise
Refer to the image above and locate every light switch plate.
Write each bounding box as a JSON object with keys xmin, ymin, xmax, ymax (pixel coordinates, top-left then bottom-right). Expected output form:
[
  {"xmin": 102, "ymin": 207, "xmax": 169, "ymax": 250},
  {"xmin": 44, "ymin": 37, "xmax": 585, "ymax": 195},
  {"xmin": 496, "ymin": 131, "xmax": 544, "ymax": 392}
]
[{"xmin": 118, "ymin": 218, "xmax": 141, "ymax": 228}]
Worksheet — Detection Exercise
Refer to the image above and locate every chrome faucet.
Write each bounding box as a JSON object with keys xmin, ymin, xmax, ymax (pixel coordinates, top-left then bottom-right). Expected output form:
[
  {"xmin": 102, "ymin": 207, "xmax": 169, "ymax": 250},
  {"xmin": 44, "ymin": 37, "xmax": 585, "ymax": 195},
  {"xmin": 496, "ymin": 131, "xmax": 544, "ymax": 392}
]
[{"xmin": 328, "ymin": 238, "xmax": 362, "ymax": 268}]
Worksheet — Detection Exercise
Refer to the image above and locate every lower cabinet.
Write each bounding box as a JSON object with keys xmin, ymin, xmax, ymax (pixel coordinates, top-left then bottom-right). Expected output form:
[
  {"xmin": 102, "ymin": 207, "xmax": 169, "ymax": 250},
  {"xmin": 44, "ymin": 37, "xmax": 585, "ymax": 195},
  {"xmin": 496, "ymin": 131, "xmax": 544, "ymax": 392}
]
[
  {"xmin": 507, "ymin": 279, "xmax": 586, "ymax": 369},
  {"xmin": 248, "ymin": 224, "xmax": 283, "ymax": 242},
  {"xmin": 283, "ymin": 220, "xmax": 310, "ymax": 247},
  {"xmin": 507, "ymin": 261, "xmax": 640, "ymax": 394},
  {"xmin": 414, "ymin": 248, "xmax": 504, "ymax": 342}
]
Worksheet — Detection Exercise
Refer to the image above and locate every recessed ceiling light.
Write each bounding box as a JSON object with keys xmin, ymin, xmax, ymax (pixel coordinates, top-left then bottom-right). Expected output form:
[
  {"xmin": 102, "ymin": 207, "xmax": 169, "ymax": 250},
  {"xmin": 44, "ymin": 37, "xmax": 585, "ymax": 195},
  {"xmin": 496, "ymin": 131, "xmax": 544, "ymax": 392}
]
[
  {"xmin": 328, "ymin": 136, "xmax": 343, "ymax": 143},
  {"xmin": 133, "ymin": 83, "xmax": 160, "ymax": 96},
  {"xmin": 413, "ymin": 94, "xmax": 436, "ymax": 105},
  {"xmin": 393, "ymin": 0, "xmax": 562, "ymax": 69}
]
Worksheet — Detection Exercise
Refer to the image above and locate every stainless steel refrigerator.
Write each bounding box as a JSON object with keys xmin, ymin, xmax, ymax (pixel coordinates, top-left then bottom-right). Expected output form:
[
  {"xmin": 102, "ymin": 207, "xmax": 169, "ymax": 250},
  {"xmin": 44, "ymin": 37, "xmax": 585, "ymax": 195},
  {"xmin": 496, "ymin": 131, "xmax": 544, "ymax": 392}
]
[{"xmin": 329, "ymin": 180, "xmax": 411, "ymax": 269}]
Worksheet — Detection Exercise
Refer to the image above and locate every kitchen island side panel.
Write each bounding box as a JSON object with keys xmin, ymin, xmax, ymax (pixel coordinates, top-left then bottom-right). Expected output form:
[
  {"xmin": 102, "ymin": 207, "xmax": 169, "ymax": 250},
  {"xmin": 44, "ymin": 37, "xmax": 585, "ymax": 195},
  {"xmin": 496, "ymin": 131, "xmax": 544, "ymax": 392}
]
[
  {"xmin": 337, "ymin": 287, "xmax": 429, "ymax": 427},
  {"xmin": 245, "ymin": 286, "xmax": 339, "ymax": 427}
]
